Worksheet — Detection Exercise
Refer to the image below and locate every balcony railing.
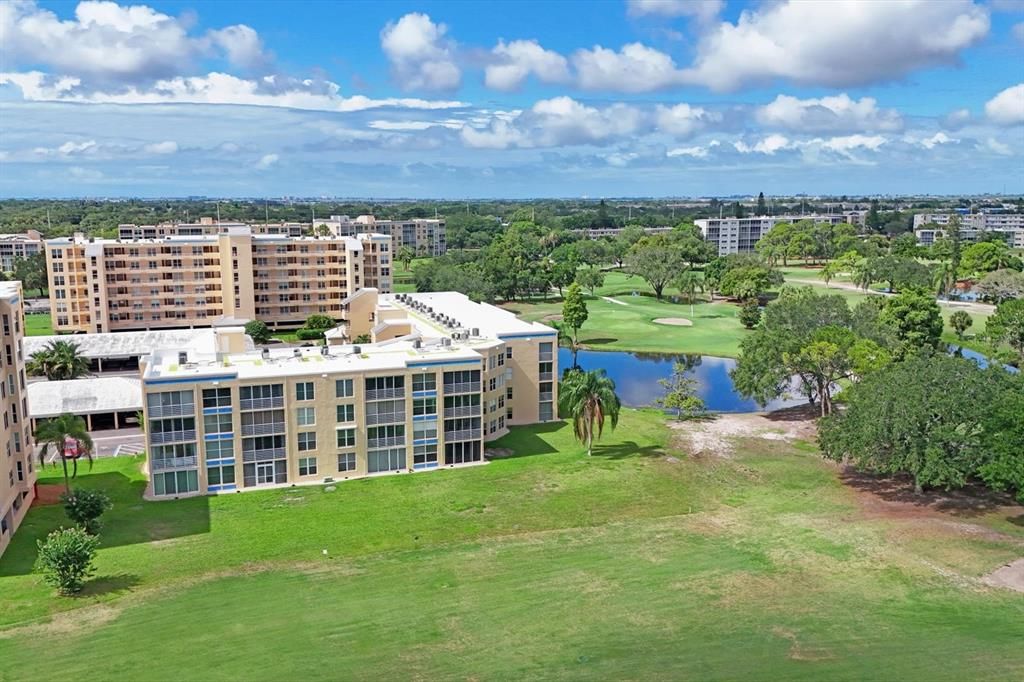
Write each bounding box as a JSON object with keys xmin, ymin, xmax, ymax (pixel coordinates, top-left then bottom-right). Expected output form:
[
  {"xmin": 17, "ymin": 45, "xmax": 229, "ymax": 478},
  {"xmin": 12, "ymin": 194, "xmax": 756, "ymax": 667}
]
[
  {"xmin": 149, "ymin": 429, "xmax": 196, "ymax": 445},
  {"xmin": 365, "ymin": 387, "xmax": 405, "ymax": 401},
  {"xmin": 538, "ymin": 372, "xmax": 553, "ymax": 381},
  {"xmin": 240, "ymin": 396, "xmax": 284, "ymax": 411},
  {"xmin": 367, "ymin": 436, "xmax": 405, "ymax": 448},
  {"xmin": 242, "ymin": 447, "xmax": 286, "ymax": 463},
  {"xmin": 443, "ymin": 405, "xmax": 481, "ymax": 419},
  {"xmin": 539, "ymin": 351, "xmax": 554, "ymax": 361},
  {"xmin": 150, "ymin": 456, "xmax": 198, "ymax": 471},
  {"xmin": 241, "ymin": 422, "xmax": 286, "ymax": 437},
  {"xmin": 444, "ymin": 428, "xmax": 482, "ymax": 442},
  {"xmin": 444, "ymin": 381, "xmax": 481, "ymax": 395},
  {"xmin": 147, "ymin": 403, "xmax": 195, "ymax": 418},
  {"xmin": 539, "ymin": 392, "xmax": 554, "ymax": 402},
  {"xmin": 366, "ymin": 412, "xmax": 406, "ymax": 426}
]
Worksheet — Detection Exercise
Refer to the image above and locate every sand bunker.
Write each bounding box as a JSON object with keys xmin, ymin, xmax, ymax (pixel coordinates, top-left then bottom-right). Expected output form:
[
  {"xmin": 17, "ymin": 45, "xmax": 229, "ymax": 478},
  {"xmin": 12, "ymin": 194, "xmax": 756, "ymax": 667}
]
[
  {"xmin": 985, "ymin": 558, "xmax": 1024, "ymax": 593},
  {"xmin": 653, "ymin": 317, "xmax": 693, "ymax": 326}
]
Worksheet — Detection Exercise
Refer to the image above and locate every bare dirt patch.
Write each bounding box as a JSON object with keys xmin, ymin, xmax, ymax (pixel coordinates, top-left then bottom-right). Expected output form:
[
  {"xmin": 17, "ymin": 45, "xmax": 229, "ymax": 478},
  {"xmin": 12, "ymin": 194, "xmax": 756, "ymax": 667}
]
[
  {"xmin": 33, "ymin": 484, "xmax": 65, "ymax": 506},
  {"xmin": 652, "ymin": 317, "xmax": 693, "ymax": 326},
  {"xmin": 668, "ymin": 406, "xmax": 817, "ymax": 458},
  {"xmin": 985, "ymin": 559, "xmax": 1024, "ymax": 593},
  {"xmin": 540, "ymin": 313, "xmax": 562, "ymax": 323},
  {"xmin": 840, "ymin": 470, "xmax": 1023, "ymax": 522}
]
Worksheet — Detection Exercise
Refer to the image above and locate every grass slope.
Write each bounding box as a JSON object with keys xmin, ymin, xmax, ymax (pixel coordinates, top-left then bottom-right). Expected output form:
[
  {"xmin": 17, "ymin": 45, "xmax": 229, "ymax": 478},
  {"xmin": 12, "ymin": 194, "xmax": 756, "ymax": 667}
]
[{"xmin": 1, "ymin": 411, "xmax": 1022, "ymax": 680}]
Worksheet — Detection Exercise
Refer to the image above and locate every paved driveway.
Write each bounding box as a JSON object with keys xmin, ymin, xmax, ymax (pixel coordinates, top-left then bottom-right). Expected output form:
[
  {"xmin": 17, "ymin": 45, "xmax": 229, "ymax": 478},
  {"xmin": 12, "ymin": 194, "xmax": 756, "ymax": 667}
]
[{"xmin": 40, "ymin": 426, "xmax": 145, "ymax": 462}]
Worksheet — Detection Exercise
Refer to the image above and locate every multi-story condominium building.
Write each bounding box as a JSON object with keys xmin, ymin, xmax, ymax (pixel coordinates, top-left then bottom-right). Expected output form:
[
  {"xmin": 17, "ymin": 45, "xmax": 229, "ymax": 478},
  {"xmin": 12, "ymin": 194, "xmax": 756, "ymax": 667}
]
[
  {"xmin": 0, "ymin": 230, "xmax": 43, "ymax": 272},
  {"xmin": 1, "ymin": 282, "xmax": 36, "ymax": 556},
  {"xmin": 573, "ymin": 226, "xmax": 675, "ymax": 239},
  {"xmin": 44, "ymin": 226, "xmax": 391, "ymax": 334},
  {"xmin": 320, "ymin": 215, "xmax": 446, "ymax": 256},
  {"xmin": 117, "ymin": 218, "xmax": 308, "ymax": 240},
  {"xmin": 913, "ymin": 213, "xmax": 1024, "ymax": 249},
  {"xmin": 140, "ymin": 291, "xmax": 556, "ymax": 498},
  {"xmin": 695, "ymin": 214, "xmax": 854, "ymax": 255}
]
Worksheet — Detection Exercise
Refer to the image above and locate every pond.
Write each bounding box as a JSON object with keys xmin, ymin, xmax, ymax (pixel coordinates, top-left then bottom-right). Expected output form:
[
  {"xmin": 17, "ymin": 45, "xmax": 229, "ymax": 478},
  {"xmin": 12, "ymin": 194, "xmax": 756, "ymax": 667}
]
[{"xmin": 558, "ymin": 348, "xmax": 806, "ymax": 412}]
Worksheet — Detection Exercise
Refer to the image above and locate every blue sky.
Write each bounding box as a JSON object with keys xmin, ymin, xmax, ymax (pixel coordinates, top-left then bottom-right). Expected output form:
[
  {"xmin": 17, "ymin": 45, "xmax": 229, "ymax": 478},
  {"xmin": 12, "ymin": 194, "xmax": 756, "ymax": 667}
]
[{"xmin": 1, "ymin": 0, "xmax": 1023, "ymax": 198}]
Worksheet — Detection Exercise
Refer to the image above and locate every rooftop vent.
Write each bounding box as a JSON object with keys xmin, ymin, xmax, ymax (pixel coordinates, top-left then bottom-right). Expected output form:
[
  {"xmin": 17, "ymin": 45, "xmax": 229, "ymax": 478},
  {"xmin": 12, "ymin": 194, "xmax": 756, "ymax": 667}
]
[
  {"xmin": 352, "ymin": 345, "xmax": 362, "ymax": 354},
  {"xmin": 261, "ymin": 348, "xmax": 270, "ymax": 359},
  {"xmin": 177, "ymin": 351, "xmax": 188, "ymax": 365},
  {"xmin": 320, "ymin": 345, "xmax": 329, "ymax": 356},
  {"xmin": 412, "ymin": 339, "xmax": 421, "ymax": 349},
  {"xmin": 471, "ymin": 327, "xmax": 479, "ymax": 336},
  {"xmin": 293, "ymin": 348, "xmax": 301, "ymax": 357},
  {"xmin": 441, "ymin": 338, "xmax": 452, "ymax": 347}
]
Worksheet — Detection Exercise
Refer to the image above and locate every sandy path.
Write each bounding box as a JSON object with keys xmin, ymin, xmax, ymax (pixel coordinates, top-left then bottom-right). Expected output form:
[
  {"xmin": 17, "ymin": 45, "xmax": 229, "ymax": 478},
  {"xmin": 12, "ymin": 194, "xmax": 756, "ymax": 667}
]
[
  {"xmin": 601, "ymin": 296, "xmax": 628, "ymax": 306},
  {"xmin": 788, "ymin": 276, "xmax": 995, "ymax": 315}
]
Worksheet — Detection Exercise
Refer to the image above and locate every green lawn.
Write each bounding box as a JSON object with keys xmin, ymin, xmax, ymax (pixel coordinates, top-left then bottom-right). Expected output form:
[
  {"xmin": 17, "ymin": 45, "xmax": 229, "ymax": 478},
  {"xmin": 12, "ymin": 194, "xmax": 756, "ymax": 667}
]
[
  {"xmin": 2, "ymin": 411, "xmax": 1022, "ymax": 680},
  {"xmin": 24, "ymin": 312, "xmax": 53, "ymax": 336}
]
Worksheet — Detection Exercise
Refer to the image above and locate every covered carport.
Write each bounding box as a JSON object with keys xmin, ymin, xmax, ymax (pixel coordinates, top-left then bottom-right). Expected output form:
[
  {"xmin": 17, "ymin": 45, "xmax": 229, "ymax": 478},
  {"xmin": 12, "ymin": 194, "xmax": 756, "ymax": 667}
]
[{"xmin": 27, "ymin": 376, "xmax": 143, "ymax": 432}]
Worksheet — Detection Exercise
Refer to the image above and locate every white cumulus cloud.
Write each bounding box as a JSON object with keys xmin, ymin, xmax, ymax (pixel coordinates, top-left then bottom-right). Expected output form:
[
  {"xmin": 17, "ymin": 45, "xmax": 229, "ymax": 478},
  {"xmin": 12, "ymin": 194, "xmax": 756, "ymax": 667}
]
[
  {"xmin": 484, "ymin": 39, "xmax": 570, "ymax": 91},
  {"xmin": 380, "ymin": 13, "xmax": 461, "ymax": 91},
  {"xmin": 256, "ymin": 153, "xmax": 279, "ymax": 169},
  {"xmin": 755, "ymin": 94, "xmax": 903, "ymax": 133},
  {"xmin": 572, "ymin": 43, "xmax": 686, "ymax": 92},
  {"xmin": 626, "ymin": 0, "xmax": 723, "ymax": 23},
  {"xmin": 734, "ymin": 134, "xmax": 792, "ymax": 155},
  {"xmin": 984, "ymin": 83, "xmax": 1024, "ymax": 125},
  {"xmin": 654, "ymin": 103, "xmax": 720, "ymax": 137},
  {"xmin": 143, "ymin": 140, "xmax": 178, "ymax": 154}
]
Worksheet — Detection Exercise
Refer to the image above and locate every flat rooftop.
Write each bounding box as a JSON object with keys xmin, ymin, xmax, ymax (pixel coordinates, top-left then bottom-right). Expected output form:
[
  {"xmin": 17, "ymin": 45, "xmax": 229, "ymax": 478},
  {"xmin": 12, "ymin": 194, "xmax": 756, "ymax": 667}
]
[
  {"xmin": 25, "ymin": 328, "xmax": 254, "ymax": 360},
  {"xmin": 28, "ymin": 376, "xmax": 142, "ymax": 417},
  {"xmin": 44, "ymin": 232, "xmax": 386, "ymax": 247},
  {"xmin": 0, "ymin": 281, "xmax": 21, "ymax": 301},
  {"xmin": 381, "ymin": 292, "xmax": 555, "ymax": 340}
]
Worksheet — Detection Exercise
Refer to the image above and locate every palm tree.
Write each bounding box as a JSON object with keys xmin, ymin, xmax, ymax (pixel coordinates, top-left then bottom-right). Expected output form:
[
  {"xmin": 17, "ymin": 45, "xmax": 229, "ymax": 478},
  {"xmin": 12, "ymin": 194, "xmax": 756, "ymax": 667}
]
[
  {"xmin": 397, "ymin": 246, "xmax": 415, "ymax": 273},
  {"xmin": 932, "ymin": 261, "xmax": 956, "ymax": 299},
  {"xmin": 675, "ymin": 271, "xmax": 703, "ymax": 318},
  {"xmin": 852, "ymin": 258, "xmax": 875, "ymax": 291},
  {"xmin": 558, "ymin": 368, "xmax": 621, "ymax": 456},
  {"xmin": 35, "ymin": 413, "xmax": 94, "ymax": 494},
  {"xmin": 26, "ymin": 340, "xmax": 90, "ymax": 380}
]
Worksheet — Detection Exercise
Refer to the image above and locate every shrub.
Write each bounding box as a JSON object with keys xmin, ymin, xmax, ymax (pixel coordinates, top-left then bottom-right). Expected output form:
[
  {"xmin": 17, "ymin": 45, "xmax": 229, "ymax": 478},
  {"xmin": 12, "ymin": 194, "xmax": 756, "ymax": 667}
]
[
  {"xmin": 244, "ymin": 320, "xmax": 271, "ymax": 344},
  {"xmin": 35, "ymin": 527, "xmax": 99, "ymax": 595},
  {"xmin": 295, "ymin": 328, "xmax": 325, "ymax": 341},
  {"xmin": 738, "ymin": 299, "xmax": 761, "ymax": 329},
  {"xmin": 61, "ymin": 488, "xmax": 112, "ymax": 534},
  {"xmin": 304, "ymin": 313, "xmax": 335, "ymax": 330}
]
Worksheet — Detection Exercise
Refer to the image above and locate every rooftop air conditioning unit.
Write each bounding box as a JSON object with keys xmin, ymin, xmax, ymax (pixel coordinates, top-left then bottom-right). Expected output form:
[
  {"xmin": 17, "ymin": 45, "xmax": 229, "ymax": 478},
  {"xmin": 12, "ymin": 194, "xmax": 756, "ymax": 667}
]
[
  {"xmin": 352, "ymin": 345, "xmax": 362, "ymax": 354},
  {"xmin": 320, "ymin": 345, "xmax": 329, "ymax": 356},
  {"xmin": 441, "ymin": 338, "xmax": 451, "ymax": 347},
  {"xmin": 471, "ymin": 328, "xmax": 479, "ymax": 336},
  {"xmin": 412, "ymin": 339, "xmax": 421, "ymax": 349},
  {"xmin": 261, "ymin": 348, "xmax": 270, "ymax": 359},
  {"xmin": 293, "ymin": 348, "xmax": 301, "ymax": 357},
  {"xmin": 177, "ymin": 351, "xmax": 188, "ymax": 365}
]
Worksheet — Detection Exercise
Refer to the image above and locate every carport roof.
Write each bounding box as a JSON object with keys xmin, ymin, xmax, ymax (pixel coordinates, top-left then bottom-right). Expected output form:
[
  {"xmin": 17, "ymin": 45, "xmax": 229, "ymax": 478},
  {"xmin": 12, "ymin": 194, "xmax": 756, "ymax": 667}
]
[
  {"xmin": 28, "ymin": 376, "xmax": 143, "ymax": 418},
  {"xmin": 24, "ymin": 328, "xmax": 254, "ymax": 360}
]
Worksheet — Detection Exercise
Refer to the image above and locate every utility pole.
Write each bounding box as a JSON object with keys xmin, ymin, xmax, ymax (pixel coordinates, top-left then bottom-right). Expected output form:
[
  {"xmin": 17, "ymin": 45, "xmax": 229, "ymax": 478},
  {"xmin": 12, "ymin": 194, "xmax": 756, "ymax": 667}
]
[
  {"xmin": 216, "ymin": 202, "xmax": 220, "ymax": 225},
  {"xmin": 265, "ymin": 201, "xmax": 269, "ymax": 225},
  {"xmin": 46, "ymin": 208, "xmax": 52, "ymax": 231}
]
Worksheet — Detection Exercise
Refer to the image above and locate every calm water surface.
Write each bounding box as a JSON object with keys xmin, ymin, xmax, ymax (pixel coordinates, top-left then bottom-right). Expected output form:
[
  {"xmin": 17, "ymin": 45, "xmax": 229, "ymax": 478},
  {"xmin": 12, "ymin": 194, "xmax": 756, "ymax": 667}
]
[{"xmin": 559, "ymin": 348, "xmax": 806, "ymax": 412}]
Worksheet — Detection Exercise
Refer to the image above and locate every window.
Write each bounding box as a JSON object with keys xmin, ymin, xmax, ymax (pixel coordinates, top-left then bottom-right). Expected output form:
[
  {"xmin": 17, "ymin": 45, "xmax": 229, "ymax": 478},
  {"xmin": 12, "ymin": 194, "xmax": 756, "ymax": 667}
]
[
  {"xmin": 412, "ymin": 397, "xmax": 436, "ymax": 416},
  {"xmin": 366, "ymin": 399, "xmax": 404, "ymax": 424},
  {"xmin": 443, "ymin": 370, "xmax": 481, "ymax": 389},
  {"xmin": 297, "ymin": 431, "xmax": 317, "ymax": 451},
  {"xmin": 412, "ymin": 373, "xmax": 436, "ymax": 392},
  {"xmin": 336, "ymin": 404, "xmax": 355, "ymax": 423},
  {"xmin": 413, "ymin": 420, "xmax": 437, "ymax": 441},
  {"xmin": 204, "ymin": 439, "xmax": 234, "ymax": 460},
  {"xmin": 207, "ymin": 464, "xmax": 235, "ymax": 487},
  {"xmin": 202, "ymin": 387, "xmax": 231, "ymax": 408},
  {"xmin": 240, "ymin": 384, "xmax": 283, "ymax": 400},
  {"xmin": 335, "ymin": 378, "xmax": 354, "ymax": 398},
  {"xmin": 367, "ymin": 447, "xmax": 406, "ymax": 473},
  {"xmin": 505, "ymin": 346, "xmax": 513, "ymax": 359},
  {"xmin": 337, "ymin": 452, "xmax": 356, "ymax": 472},
  {"xmin": 296, "ymin": 381, "xmax": 314, "ymax": 401},
  {"xmin": 445, "ymin": 440, "xmax": 482, "ymax": 465},
  {"xmin": 299, "ymin": 457, "xmax": 318, "ymax": 476},
  {"xmin": 367, "ymin": 424, "xmax": 404, "ymax": 444},
  {"xmin": 153, "ymin": 469, "xmax": 199, "ymax": 496},
  {"xmin": 539, "ymin": 403, "xmax": 553, "ymax": 422},
  {"xmin": 336, "ymin": 428, "xmax": 356, "ymax": 448},
  {"xmin": 413, "ymin": 444, "xmax": 438, "ymax": 470},
  {"xmin": 365, "ymin": 375, "xmax": 405, "ymax": 396},
  {"xmin": 147, "ymin": 390, "xmax": 195, "ymax": 411},
  {"xmin": 203, "ymin": 413, "xmax": 232, "ymax": 435},
  {"xmin": 296, "ymin": 407, "xmax": 316, "ymax": 426}
]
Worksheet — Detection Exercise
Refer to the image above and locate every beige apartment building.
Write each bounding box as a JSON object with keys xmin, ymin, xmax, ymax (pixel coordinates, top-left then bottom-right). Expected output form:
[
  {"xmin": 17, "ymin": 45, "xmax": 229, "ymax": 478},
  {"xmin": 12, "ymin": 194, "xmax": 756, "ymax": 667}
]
[
  {"xmin": 0, "ymin": 230, "xmax": 43, "ymax": 272},
  {"xmin": 1, "ymin": 282, "xmax": 36, "ymax": 556},
  {"xmin": 141, "ymin": 291, "xmax": 556, "ymax": 498},
  {"xmin": 320, "ymin": 215, "xmax": 446, "ymax": 256},
  {"xmin": 44, "ymin": 226, "xmax": 391, "ymax": 334}
]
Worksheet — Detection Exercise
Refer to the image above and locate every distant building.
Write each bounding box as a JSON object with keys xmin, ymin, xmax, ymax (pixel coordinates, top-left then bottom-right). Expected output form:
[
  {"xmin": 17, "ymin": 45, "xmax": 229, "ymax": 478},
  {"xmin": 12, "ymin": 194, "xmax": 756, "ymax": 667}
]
[
  {"xmin": 0, "ymin": 281, "xmax": 36, "ymax": 557},
  {"xmin": 573, "ymin": 226, "xmax": 674, "ymax": 239},
  {"xmin": 140, "ymin": 291, "xmax": 556, "ymax": 498},
  {"xmin": 319, "ymin": 215, "xmax": 446, "ymax": 257},
  {"xmin": 694, "ymin": 214, "xmax": 853, "ymax": 255},
  {"xmin": 0, "ymin": 230, "xmax": 43, "ymax": 271},
  {"xmin": 913, "ymin": 213, "xmax": 1024, "ymax": 249},
  {"xmin": 45, "ymin": 226, "xmax": 391, "ymax": 334}
]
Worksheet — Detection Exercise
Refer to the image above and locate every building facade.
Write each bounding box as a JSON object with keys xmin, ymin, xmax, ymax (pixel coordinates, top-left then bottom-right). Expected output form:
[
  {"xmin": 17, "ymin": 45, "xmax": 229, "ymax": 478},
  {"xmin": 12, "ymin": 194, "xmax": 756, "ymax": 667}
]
[
  {"xmin": 912, "ymin": 213, "xmax": 1024, "ymax": 249},
  {"xmin": 1, "ymin": 282, "xmax": 36, "ymax": 557},
  {"xmin": 320, "ymin": 215, "xmax": 447, "ymax": 257},
  {"xmin": 44, "ymin": 227, "xmax": 391, "ymax": 334},
  {"xmin": 694, "ymin": 214, "xmax": 854, "ymax": 255},
  {"xmin": 0, "ymin": 230, "xmax": 43, "ymax": 272},
  {"xmin": 140, "ymin": 293, "xmax": 556, "ymax": 499}
]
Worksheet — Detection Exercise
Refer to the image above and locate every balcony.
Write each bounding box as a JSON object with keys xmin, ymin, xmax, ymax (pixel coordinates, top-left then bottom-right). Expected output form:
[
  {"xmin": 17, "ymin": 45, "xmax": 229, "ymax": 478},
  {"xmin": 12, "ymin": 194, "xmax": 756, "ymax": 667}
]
[
  {"xmin": 444, "ymin": 381, "xmax": 481, "ymax": 395},
  {"xmin": 366, "ymin": 412, "xmax": 405, "ymax": 426},
  {"xmin": 539, "ymin": 351, "xmax": 554, "ymax": 362},
  {"xmin": 444, "ymin": 428, "xmax": 482, "ymax": 442},
  {"xmin": 443, "ymin": 405, "xmax": 481, "ymax": 419},
  {"xmin": 365, "ymin": 387, "xmax": 405, "ymax": 401},
  {"xmin": 242, "ymin": 447, "xmax": 287, "ymax": 463},
  {"xmin": 147, "ymin": 403, "xmax": 195, "ymax": 418},
  {"xmin": 366, "ymin": 435, "xmax": 405, "ymax": 448},
  {"xmin": 150, "ymin": 456, "xmax": 198, "ymax": 471},
  {"xmin": 149, "ymin": 429, "xmax": 196, "ymax": 445},
  {"xmin": 539, "ymin": 392, "xmax": 554, "ymax": 402},
  {"xmin": 538, "ymin": 372, "xmax": 553, "ymax": 381},
  {"xmin": 240, "ymin": 396, "xmax": 284, "ymax": 410},
  {"xmin": 240, "ymin": 422, "xmax": 286, "ymax": 437}
]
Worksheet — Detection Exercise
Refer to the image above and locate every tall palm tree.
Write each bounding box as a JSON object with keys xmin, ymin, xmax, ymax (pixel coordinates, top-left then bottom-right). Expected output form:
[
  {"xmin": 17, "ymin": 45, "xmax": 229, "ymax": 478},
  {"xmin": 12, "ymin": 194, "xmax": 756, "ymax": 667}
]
[
  {"xmin": 558, "ymin": 368, "xmax": 621, "ymax": 456},
  {"xmin": 26, "ymin": 340, "xmax": 90, "ymax": 380},
  {"xmin": 932, "ymin": 261, "xmax": 956, "ymax": 299},
  {"xmin": 675, "ymin": 271, "xmax": 704, "ymax": 318},
  {"xmin": 35, "ymin": 413, "xmax": 94, "ymax": 494}
]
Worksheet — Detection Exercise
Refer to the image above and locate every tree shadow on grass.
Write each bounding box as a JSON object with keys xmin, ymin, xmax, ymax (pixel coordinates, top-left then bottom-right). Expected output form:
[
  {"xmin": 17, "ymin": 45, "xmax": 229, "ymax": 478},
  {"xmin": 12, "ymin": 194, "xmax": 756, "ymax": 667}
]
[
  {"xmin": 79, "ymin": 573, "xmax": 142, "ymax": 598},
  {"xmin": 580, "ymin": 337, "xmax": 619, "ymax": 346},
  {"xmin": 763, "ymin": 403, "xmax": 818, "ymax": 422},
  {"xmin": 1008, "ymin": 514, "xmax": 1024, "ymax": 527},
  {"xmin": 0, "ymin": 472, "xmax": 210, "ymax": 577},
  {"xmin": 490, "ymin": 421, "xmax": 563, "ymax": 459},
  {"xmin": 592, "ymin": 441, "xmax": 666, "ymax": 460},
  {"xmin": 839, "ymin": 468, "xmax": 1020, "ymax": 518}
]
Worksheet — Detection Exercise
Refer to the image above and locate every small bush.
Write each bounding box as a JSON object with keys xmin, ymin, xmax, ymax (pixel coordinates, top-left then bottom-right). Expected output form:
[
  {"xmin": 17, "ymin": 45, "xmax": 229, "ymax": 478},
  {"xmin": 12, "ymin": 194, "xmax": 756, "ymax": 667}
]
[
  {"xmin": 295, "ymin": 328, "xmax": 325, "ymax": 341},
  {"xmin": 738, "ymin": 299, "xmax": 762, "ymax": 329},
  {"xmin": 244, "ymin": 320, "xmax": 271, "ymax": 344},
  {"xmin": 36, "ymin": 527, "xmax": 99, "ymax": 595},
  {"xmin": 61, "ymin": 488, "xmax": 112, "ymax": 534}
]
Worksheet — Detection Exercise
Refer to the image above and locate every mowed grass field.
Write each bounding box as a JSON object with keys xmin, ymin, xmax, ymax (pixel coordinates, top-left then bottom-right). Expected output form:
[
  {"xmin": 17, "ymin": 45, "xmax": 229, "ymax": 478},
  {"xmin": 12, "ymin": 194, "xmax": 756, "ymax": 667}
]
[
  {"xmin": 23, "ymin": 312, "xmax": 53, "ymax": 336},
  {"xmin": 2, "ymin": 411, "xmax": 1023, "ymax": 680}
]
